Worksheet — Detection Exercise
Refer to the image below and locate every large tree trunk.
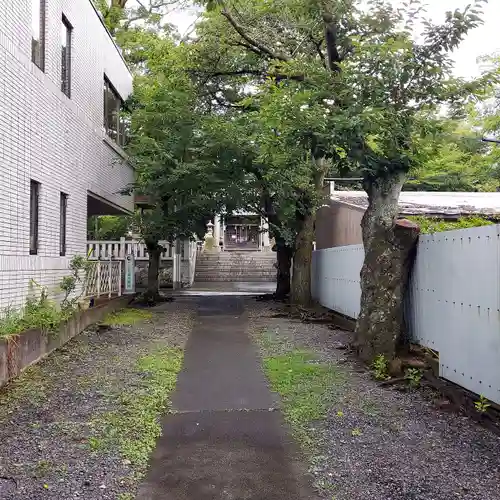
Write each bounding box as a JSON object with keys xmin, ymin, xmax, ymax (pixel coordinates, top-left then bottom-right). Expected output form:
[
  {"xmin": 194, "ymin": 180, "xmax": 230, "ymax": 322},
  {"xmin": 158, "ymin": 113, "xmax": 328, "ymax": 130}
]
[
  {"xmin": 355, "ymin": 173, "xmax": 420, "ymax": 362},
  {"xmin": 143, "ymin": 242, "xmax": 162, "ymax": 304},
  {"xmin": 290, "ymin": 159, "xmax": 327, "ymax": 305},
  {"xmin": 290, "ymin": 211, "xmax": 315, "ymax": 305},
  {"xmin": 275, "ymin": 240, "xmax": 293, "ymax": 299}
]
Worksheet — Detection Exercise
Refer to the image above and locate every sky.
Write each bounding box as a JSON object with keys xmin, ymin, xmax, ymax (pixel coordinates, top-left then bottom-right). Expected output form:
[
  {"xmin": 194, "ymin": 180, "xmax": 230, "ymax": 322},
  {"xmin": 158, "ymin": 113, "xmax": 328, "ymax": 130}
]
[{"xmin": 163, "ymin": 0, "xmax": 500, "ymax": 79}]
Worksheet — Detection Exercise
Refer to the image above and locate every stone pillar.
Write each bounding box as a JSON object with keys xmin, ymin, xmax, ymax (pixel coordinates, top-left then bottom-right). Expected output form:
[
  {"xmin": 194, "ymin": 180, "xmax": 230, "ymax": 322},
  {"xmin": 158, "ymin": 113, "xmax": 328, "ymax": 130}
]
[
  {"xmin": 262, "ymin": 218, "xmax": 271, "ymax": 251},
  {"xmin": 214, "ymin": 215, "xmax": 221, "ymax": 251},
  {"xmin": 221, "ymin": 216, "xmax": 226, "ymax": 251},
  {"xmin": 173, "ymin": 239, "xmax": 182, "ymax": 290}
]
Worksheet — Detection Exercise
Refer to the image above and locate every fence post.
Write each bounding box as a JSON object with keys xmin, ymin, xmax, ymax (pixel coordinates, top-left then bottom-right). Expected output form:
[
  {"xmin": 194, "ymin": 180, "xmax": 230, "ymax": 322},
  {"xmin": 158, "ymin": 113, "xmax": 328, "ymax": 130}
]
[
  {"xmin": 118, "ymin": 261, "xmax": 122, "ymax": 297},
  {"xmin": 119, "ymin": 237, "xmax": 125, "ymax": 259},
  {"xmin": 108, "ymin": 257, "xmax": 112, "ymax": 298},
  {"xmin": 97, "ymin": 261, "xmax": 101, "ymax": 298}
]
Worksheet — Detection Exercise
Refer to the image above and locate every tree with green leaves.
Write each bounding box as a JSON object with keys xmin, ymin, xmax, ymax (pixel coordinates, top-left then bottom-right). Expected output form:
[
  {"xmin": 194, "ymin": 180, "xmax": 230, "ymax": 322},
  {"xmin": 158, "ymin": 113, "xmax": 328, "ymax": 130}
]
[
  {"xmin": 343, "ymin": 0, "xmax": 494, "ymax": 361},
  {"xmin": 95, "ymin": 0, "xmax": 182, "ymax": 35},
  {"xmin": 406, "ymin": 110, "xmax": 497, "ymax": 192},
  {"xmin": 189, "ymin": 0, "xmax": 359, "ymax": 304},
  {"xmin": 125, "ymin": 37, "xmax": 246, "ymax": 301},
  {"xmin": 190, "ymin": 0, "xmax": 494, "ymax": 358},
  {"xmin": 106, "ymin": 0, "xmax": 495, "ymax": 360}
]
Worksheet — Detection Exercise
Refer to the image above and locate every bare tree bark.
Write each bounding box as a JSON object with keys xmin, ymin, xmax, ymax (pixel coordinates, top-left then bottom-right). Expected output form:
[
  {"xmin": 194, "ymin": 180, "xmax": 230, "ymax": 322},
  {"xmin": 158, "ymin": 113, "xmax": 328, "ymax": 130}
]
[
  {"xmin": 275, "ymin": 240, "xmax": 293, "ymax": 299},
  {"xmin": 290, "ymin": 160, "xmax": 328, "ymax": 305},
  {"xmin": 143, "ymin": 241, "xmax": 162, "ymax": 304},
  {"xmin": 355, "ymin": 172, "xmax": 420, "ymax": 362},
  {"xmin": 290, "ymin": 211, "xmax": 315, "ymax": 305}
]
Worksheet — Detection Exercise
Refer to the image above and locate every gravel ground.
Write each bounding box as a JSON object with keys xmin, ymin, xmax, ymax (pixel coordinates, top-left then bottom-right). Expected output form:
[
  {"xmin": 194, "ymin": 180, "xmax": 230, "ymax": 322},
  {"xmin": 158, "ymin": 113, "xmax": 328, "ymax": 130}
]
[
  {"xmin": 246, "ymin": 300, "xmax": 500, "ymax": 500},
  {"xmin": 0, "ymin": 299, "xmax": 195, "ymax": 500}
]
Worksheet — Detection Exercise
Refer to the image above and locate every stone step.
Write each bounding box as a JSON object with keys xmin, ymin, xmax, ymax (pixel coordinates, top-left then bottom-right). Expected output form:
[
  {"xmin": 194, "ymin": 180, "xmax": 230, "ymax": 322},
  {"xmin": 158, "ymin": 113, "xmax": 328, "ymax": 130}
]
[
  {"xmin": 195, "ymin": 249, "xmax": 276, "ymax": 284},
  {"xmin": 192, "ymin": 276, "xmax": 276, "ymax": 282},
  {"xmin": 195, "ymin": 270, "xmax": 275, "ymax": 273},
  {"xmin": 197, "ymin": 253, "xmax": 276, "ymax": 259},
  {"xmin": 196, "ymin": 262, "xmax": 276, "ymax": 265},
  {"xmin": 195, "ymin": 275, "xmax": 276, "ymax": 280},
  {"xmin": 195, "ymin": 265, "xmax": 275, "ymax": 270},
  {"xmin": 196, "ymin": 262, "xmax": 276, "ymax": 267},
  {"xmin": 196, "ymin": 266, "xmax": 276, "ymax": 273},
  {"xmin": 194, "ymin": 268, "xmax": 275, "ymax": 273}
]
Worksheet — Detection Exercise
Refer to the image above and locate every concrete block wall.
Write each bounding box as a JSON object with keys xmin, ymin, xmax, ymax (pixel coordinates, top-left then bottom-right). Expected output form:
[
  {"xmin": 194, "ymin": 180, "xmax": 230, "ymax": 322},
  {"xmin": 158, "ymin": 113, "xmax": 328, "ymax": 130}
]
[{"xmin": 0, "ymin": 0, "xmax": 134, "ymax": 311}]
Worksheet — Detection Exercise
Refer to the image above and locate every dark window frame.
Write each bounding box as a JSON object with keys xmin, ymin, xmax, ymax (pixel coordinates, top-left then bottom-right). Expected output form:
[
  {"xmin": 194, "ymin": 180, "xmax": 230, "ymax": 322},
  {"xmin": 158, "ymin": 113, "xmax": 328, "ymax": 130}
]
[
  {"xmin": 30, "ymin": 180, "xmax": 40, "ymax": 255},
  {"xmin": 60, "ymin": 193, "xmax": 68, "ymax": 256},
  {"xmin": 104, "ymin": 76, "xmax": 129, "ymax": 148},
  {"xmin": 31, "ymin": 0, "xmax": 46, "ymax": 71},
  {"xmin": 61, "ymin": 15, "xmax": 72, "ymax": 97}
]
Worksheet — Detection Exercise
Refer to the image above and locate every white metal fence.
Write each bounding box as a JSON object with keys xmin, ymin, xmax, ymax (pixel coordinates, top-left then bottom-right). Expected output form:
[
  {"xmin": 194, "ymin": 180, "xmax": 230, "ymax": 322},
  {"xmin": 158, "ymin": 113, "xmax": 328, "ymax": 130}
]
[
  {"xmin": 84, "ymin": 260, "xmax": 122, "ymax": 298},
  {"xmin": 312, "ymin": 224, "xmax": 500, "ymax": 405},
  {"xmin": 312, "ymin": 245, "xmax": 364, "ymax": 319}
]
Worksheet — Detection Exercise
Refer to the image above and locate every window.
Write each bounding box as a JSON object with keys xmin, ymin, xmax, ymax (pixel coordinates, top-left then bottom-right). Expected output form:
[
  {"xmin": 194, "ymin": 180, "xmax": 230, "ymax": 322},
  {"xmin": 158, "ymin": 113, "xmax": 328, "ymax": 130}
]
[
  {"xmin": 31, "ymin": 0, "xmax": 46, "ymax": 70},
  {"xmin": 30, "ymin": 181, "xmax": 40, "ymax": 255},
  {"xmin": 60, "ymin": 193, "xmax": 68, "ymax": 256},
  {"xmin": 61, "ymin": 16, "xmax": 72, "ymax": 97},
  {"xmin": 104, "ymin": 77, "xmax": 129, "ymax": 147}
]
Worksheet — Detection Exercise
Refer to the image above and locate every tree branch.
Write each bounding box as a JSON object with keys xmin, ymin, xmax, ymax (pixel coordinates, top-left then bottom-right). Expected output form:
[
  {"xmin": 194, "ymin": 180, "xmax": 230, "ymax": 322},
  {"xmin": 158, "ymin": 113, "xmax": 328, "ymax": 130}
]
[
  {"xmin": 309, "ymin": 35, "xmax": 326, "ymax": 68},
  {"xmin": 221, "ymin": 8, "xmax": 289, "ymax": 62},
  {"xmin": 322, "ymin": 13, "xmax": 342, "ymax": 73}
]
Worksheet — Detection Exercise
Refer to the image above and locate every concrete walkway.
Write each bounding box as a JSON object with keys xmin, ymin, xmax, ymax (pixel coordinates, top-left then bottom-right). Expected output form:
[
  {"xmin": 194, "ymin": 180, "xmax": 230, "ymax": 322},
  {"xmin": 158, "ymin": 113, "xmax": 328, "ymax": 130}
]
[{"xmin": 136, "ymin": 295, "xmax": 318, "ymax": 500}]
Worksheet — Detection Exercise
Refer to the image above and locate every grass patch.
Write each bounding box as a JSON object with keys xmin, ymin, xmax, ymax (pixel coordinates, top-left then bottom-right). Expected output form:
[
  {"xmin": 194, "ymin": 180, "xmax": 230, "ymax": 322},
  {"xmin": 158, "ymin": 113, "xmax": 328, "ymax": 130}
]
[
  {"xmin": 100, "ymin": 308, "xmax": 153, "ymax": 327},
  {"xmin": 88, "ymin": 347, "xmax": 183, "ymax": 476},
  {"xmin": 263, "ymin": 350, "xmax": 344, "ymax": 448}
]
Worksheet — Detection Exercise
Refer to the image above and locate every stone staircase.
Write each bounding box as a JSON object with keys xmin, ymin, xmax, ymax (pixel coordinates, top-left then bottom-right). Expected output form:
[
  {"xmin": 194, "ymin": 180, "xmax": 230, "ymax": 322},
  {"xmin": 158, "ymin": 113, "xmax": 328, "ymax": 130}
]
[{"xmin": 195, "ymin": 251, "xmax": 276, "ymax": 282}]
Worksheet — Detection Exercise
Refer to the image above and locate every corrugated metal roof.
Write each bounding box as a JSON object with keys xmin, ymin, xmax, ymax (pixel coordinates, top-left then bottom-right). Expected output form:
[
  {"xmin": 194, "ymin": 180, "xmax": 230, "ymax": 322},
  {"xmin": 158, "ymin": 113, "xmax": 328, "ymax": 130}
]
[{"xmin": 331, "ymin": 191, "xmax": 500, "ymax": 216}]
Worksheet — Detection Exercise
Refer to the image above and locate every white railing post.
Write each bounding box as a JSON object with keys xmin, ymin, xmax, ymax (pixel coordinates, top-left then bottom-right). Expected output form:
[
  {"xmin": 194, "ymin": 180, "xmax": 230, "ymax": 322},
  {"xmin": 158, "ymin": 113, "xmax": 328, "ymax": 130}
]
[
  {"xmin": 118, "ymin": 261, "xmax": 122, "ymax": 296},
  {"xmin": 120, "ymin": 237, "xmax": 125, "ymax": 259},
  {"xmin": 108, "ymin": 257, "xmax": 112, "ymax": 298},
  {"xmin": 97, "ymin": 261, "xmax": 101, "ymax": 298}
]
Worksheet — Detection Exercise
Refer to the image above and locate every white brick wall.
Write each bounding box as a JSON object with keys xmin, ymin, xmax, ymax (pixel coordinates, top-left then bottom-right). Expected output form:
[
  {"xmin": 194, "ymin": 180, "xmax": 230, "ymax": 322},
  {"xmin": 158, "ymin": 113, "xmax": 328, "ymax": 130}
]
[{"xmin": 0, "ymin": 0, "xmax": 134, "ymax": 310}]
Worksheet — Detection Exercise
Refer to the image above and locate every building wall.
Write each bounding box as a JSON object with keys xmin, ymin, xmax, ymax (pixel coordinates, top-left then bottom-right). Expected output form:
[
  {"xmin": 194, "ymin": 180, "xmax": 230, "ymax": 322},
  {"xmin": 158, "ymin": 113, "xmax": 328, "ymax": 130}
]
[
  {"xmin": 0, "ymin": 0, "xmax": 134, "ymax": 310},
  {"xmin": 315, "ymin": 201, "xmax": 364, "ymax": 250}
]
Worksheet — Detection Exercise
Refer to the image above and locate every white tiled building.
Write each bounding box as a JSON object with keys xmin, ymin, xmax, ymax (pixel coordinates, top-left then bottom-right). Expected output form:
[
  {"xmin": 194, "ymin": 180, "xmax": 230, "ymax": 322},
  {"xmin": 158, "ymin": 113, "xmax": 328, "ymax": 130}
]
[{"xmin": 0, "ymin": 0, "xmax": 134, "ymax": 310}]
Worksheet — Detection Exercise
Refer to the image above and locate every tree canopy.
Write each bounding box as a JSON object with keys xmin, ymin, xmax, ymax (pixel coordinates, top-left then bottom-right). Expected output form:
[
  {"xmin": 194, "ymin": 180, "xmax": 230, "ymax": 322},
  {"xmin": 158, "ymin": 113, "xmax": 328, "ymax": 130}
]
[{"xmin": 108, "ymin": 0, "xmax": 499, "ymax": 356}]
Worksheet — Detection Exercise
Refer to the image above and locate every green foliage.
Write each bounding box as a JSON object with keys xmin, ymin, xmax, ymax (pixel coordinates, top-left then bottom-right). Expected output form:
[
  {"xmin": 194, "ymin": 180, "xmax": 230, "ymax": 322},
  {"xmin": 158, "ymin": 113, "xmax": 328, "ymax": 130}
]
[
  {"xmin": 406, "ymin": 111, "xmax": 500, "ymax": 192},
  {"xmin": 408, "ymin": 216, "xmax": 493, "ymax": 234},
  {"xmin": 87, "ymin": 216, "xmax": 129, "ymax": 240},
  {"xmin": 88, "ymin": 347, "xmax": 184, "ymax": 474},
  {"xmin": 263, "ymin": 350, "xmax": 343, "ymax": 447},
  {"xmin": 0, "ymin": 256, "xmax": 92, "ymax": 338},
  {"xmin": 60, "ymin": 255, "xmax": 92, "ymax": 313},
  {"xmin": 0, "ymin": 283, "xmax": 62, "ymax": 338},
  {"xmin": 100, "ymin": 308, "xmax": 153, "ymax": 326},
  {"xmin": 474, "ymin": 395, "xmax": 491, "ymax": 413},
  {"xmin": 24, "ymin": 291, "xmax": 63, "ymax": 333},
  {"xmin": 404, "ymin": 368, "xmax": 423, "ymax": 389},
  {"xmin": 118, "ymin": 494, "xmax": 135, "ymax": 500},
  {"xmin": 371, "ymin": 354, "xmax": 390, "ymax": 381},
  {"xmin": 0, "ymin": 309, "xmax": 25, "ymax": 338}
]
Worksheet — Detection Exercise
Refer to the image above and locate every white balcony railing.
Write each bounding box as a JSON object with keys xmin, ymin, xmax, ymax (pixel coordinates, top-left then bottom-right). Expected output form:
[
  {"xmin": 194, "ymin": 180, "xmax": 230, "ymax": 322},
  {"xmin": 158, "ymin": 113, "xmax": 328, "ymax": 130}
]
[{"xmin": 87, "ymin": 238, "xmax": 175, "ymax": 261}]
